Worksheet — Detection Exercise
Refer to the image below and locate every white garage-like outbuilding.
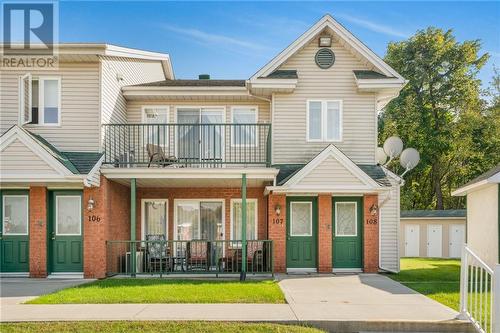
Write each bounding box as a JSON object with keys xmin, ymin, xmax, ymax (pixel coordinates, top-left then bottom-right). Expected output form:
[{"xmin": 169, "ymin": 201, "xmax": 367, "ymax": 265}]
[{"xmin": 400, "ymin": 210, "xmax": 466, "ymax": 258}]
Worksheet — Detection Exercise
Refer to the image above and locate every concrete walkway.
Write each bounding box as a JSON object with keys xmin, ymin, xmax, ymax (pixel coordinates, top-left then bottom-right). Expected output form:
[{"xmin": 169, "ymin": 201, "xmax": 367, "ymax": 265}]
[{"xmin": 0, "ymin": 275, "xmax": 473, "ymax": 332}]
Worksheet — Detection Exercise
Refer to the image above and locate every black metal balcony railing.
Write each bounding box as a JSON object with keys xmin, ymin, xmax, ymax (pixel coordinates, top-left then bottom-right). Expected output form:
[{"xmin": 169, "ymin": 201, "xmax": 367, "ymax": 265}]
[
  {"xmin": 106, "ymin": 240, "xmax": 273, "ymax": 276},
  {"xmin": 102, "ymin": 123, "xmax": 271, "ymax": 167}
]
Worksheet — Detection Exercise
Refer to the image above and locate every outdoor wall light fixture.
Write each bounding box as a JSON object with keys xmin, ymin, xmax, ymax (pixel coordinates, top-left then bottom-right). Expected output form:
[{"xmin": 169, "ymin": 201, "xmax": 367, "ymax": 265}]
[
  {"xmin": 318, "ymin": 36, "xmax": 332, "ymax": 47},
  {"xmin": 87, "ymin": 197, "xmax": 95, "ymax": 212},
  {"xmin": 275, "ymin": 204, "xmax": 281, "ymax": 216},
  {"xmin": 369, "ymin": 204, "xmax": 378, "ymax": 216}
]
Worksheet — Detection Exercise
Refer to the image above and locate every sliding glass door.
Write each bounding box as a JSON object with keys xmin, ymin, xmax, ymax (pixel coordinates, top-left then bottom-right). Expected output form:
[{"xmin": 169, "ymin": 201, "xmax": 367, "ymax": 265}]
[
  {"xmin": 175, "ymin": 200, "xmax": 223, "ymax": 241},
  {"xmin": 177, "ymin": 108, "xmax": 224, "ymax": 163}
]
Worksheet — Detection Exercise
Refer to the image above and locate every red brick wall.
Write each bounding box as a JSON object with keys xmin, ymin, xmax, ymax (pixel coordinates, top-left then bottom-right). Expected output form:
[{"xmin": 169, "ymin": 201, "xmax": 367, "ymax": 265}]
[
  {"xmin": 29, "ymin": 186, "xmax": 47, "ymax": 277},
  {"xmin": 363, "ymin": 194, "xmax": 379, "ymax": 273},
  {"xmin": 83, "ymin": 177, "xmax": 130, "ymax": 278},
  {"xmin": 268, "ymin": 193, "xmax": 286, "ymax": 273},
  {"xmin": 318, "ymin": 194, "xmax": 332, "ymax": 273},
  {"xmin": 137, "ymin": 187, "xmax": 267, "ymax": 242}
]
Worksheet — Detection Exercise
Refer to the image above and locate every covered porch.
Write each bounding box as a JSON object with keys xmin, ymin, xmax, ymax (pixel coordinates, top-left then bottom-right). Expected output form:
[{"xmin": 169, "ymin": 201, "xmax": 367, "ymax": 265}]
[{"xmin": 100, "ymin": 168, "xmax": 278, "ymax": 278}]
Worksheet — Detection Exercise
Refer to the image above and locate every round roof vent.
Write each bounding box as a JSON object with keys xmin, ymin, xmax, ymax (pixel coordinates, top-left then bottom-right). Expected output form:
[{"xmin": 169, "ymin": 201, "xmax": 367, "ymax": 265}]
[{"xmin": 315, "ymin": 48, "xmax": 335, "ymax": 69}]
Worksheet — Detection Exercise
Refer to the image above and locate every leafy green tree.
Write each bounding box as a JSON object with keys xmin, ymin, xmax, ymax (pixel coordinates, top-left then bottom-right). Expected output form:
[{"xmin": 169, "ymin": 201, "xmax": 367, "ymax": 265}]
[{"xmin": 379, "ymin": 27, "xmax": 497, "ymax": 209}]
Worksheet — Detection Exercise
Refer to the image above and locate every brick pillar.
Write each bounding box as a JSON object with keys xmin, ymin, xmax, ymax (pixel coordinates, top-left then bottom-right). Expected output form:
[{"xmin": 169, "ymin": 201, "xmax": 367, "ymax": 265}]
[
  {"xmin": 318, "ymin": 194, "xmax": 332, "ymax": 273},
  {"xmin": 363, "ymin": 194, "xmax": 379, "ymax": 273},
  {"xmin": 268, "ymin": 193, "xmax": 286, "ymax": 273},
  {"xmin": 83, "ymin": 177, "xmax": 108, "ymax": 278},
  {"xmin": 29, "ymin": 186, "xmax": 47, "ymax": 277}
]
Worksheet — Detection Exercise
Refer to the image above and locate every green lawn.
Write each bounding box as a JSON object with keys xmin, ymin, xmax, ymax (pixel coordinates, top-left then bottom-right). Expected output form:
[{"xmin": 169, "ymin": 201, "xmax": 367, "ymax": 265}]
[
  {"xmin": 387, "ymin": 257, "xmax": 461, "ymax": 310},
  {"xmin": 27, "ymin": 279, "xmax": 286, "ymax": 304},
  {"xmin": 0, "ymin": 322, "xmax": 324, "ymax": 333}
]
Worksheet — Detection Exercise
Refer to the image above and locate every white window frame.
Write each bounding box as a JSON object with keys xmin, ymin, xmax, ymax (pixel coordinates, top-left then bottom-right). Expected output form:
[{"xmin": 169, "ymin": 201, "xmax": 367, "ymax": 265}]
[
  {"xmin": 290, "ymin": 201, "xmax": 313, "ymax": 237},
  {"xmin": 173, "ymin": 199, "xmax": 225, "ymax": 241},
  {"xmin": 26, "ymin": 76, "xmax": 62, "ymax": 126},
  {"xmin": 55, "ymin": 195, "xmax": 82, "ymax": 236},
  {"xmin": 2, "ymin": 195, "xmax": 29, "ymax": 236},
  {"xmin": 230, "ymin": 198, "xmax": 258, "ymax": 241},
  {"xmin": 230, "ymin": 106, "xmax": 259, "ymax": 147},
  {"xmin": 19, "ymin": 74, "xmax": 32, "ymax": 125},
  {"xmin": 306, "ymin": 99, "xmax": 343, "ymax": 142},
  {"xmin": 141, "ymin": 106, "xmax": 170, "ymax": 148},
  {"xmin": 335, "ymin": 201, "xmax": 358, "ymax": 237},
  {"xmin": 174, "ymin": 106, "xmax": 226, "ymax": 162},
  {"xmin": 141, "ymin": 199, "xmax": 168, "ymax": 241}
]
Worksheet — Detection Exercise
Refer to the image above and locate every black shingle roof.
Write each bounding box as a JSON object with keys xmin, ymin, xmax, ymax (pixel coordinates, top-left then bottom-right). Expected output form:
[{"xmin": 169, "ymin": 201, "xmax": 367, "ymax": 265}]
[
  {"xmin": 353, "ymin": 70, "xmax": 393, "ymax": 80},
  {"xmin": 131, "ymin": 79, "xmax": 246, "ymax": 87},
  {"xmin": 265, "ymin": 70, "xmax": 298, "ymax": 79},
  {"xmin": 401, "ymin": 210, "xmax": 466, "ymax": 219}
]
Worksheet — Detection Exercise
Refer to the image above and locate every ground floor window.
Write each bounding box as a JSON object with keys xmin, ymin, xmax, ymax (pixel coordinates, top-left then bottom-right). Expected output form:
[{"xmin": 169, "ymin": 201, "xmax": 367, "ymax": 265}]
[
  {"xmin": 174, "ymin": 200, "xmax": 224, "ymax": 241},
  {"xmin": 142, "ymin": 199, "xmax": 168, "ymax": 240},
  {"xmin": 230, "ymin": 199, "xmax": 258, "ymax": 240}
]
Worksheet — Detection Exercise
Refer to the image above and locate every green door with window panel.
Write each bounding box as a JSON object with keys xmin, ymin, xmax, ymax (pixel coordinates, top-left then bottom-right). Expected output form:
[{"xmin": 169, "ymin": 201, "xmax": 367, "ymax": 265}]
[
  {"xmin": 333, "ymin": 197, "xmax": 363, "ymax": 269},
  {"xmin": 0, "ymin": 190, "xmax": 29, "ymax": 273},
  {"xmin": 48, "ymin": 191, "xmax": 83, "ymax": 273},
  {"xmin": 286, "ymin": 197, "xmax": 317, "ymax": 269}
]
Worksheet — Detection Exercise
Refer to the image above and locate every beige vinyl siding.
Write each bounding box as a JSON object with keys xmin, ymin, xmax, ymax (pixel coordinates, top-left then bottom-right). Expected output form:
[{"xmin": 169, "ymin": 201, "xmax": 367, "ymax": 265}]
[
  {"xmin": 0, "ymin": 139, "xmax": 59, "ymax": 175},
  {"xmin": 467, "ymin": 184, "xmax": 499, "ymax": 267},
  {"xmin": 400, "ymin": 218, "xmax": 466, "ymax": 258},
  {"xmin": 0, "ymin": 62, "xmax": 101, "ymax": 152},
  {"xmin": 126, "ymin": 100, "xmax": 271, "ymax": 123},
  {"xmin": 273, "ymin": 36, "xmax": 377, "ymax": 164},
  {"xmin": 379, "ymin": 177, "xmax": 400, "ymax": 272},
  {"xmin": 100, "ymin": 56, "xmax": 165, "ymax": 124},
  {"xmin": 298, "ymin": 156, "xmax": 364, "ymax": 186}
]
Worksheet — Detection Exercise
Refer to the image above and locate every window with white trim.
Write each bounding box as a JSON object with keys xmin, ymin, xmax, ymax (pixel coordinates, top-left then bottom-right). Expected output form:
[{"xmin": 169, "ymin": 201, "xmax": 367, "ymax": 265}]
[
  {"xmin": 231, "ymin": 107, "xmax": 258, "ymax": 146},
  {"xmin": 20, "ymin": 76, "xmax": 61, "ymax": 126},
  {"xmin": 142, "ymin": 106, "xmax": 169, "ymax": 147},
  {"xmin": 307, "ymin": 100, "xmax": 342, "ymax": 142},
  {"xmin": 231, "ymin": 199, "xmax": 257, "ymax": 240}
]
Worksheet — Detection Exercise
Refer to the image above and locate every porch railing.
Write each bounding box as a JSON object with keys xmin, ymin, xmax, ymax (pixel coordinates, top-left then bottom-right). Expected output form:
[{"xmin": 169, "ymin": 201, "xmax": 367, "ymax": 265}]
[
  {"xmin": 106, "ymin": 239, "xmax": 273, "ymax": 277},
  {"xmin": 102, "ymin": 123, "xmax": 272, "ymax": 168},
  {"xmin": 458, "ymin": 244, "xmax": 500, "ymax": 333}
]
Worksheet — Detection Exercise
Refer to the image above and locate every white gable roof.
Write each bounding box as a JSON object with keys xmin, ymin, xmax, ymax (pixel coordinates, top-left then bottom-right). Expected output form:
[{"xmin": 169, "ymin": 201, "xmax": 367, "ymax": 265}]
[
  {"xmin": 250, "ymin": 14, "xmax": 404, "ymax": 82},
  {"xmin": 272, "ymin": 145, "xmax": 383, "ymax": 193},
  {"xmin": 0, "ymin": 126, "xmax": 87, "ymax": 185}
]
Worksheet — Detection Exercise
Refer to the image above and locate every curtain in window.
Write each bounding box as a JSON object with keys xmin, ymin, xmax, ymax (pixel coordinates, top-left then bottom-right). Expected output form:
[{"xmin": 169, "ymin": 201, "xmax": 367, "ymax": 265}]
[
  {"xmin": 326, "ymin": 101, "xmax": 340, "ymax": 140},
  {"xmin": 232, "ymin": 108, "xmax": 257, "ymax": 145},
  {"xmin": 232, "ymin": 201, "xmax": 256, "ymax": 240},
  {"xmin": 56, "ymin": 196, "xmax": 81, "ymax": 235},
  {"xmin": 144, "ymin": 108, "xmax": 168, "ymax": 147},
  {"xmin": 3, "ymin": 196, "xmax": 28, "ymax": 235},
  {"xmin": 144, "ymin": 201, "xmax": 167, "ymax": 238},
  {"xmin": 308, "ymin": 101, "xmax": 322, "ymax": 140}
]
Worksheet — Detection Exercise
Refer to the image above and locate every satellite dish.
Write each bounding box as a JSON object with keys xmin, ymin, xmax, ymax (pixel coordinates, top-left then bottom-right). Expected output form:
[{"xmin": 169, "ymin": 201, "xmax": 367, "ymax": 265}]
[
  {"xmin": 400, "ymin": 148, "xmax": 420, "ymax": 170},
  {"xmin": 376, "ymin": 147, "xmax": 388, "ymax": 165},
  {"xmin": 383, "ymin": 136, "xmax": 404, "ymax": 158}
]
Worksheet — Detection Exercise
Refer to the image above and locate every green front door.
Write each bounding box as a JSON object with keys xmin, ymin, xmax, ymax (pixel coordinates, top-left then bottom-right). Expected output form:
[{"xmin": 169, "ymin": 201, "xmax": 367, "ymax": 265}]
[
  {"xmin": 0, "ymin": 190, "xmax": 30, "ymax": 273},
  {"xmin": 49, "ymin": 191, "xmax": 83, "ymax": 273},
  {"xmin": 286, "ymin": 197, "xmax": 317, "ymax": 269},
  {"xmin": 333, "ymin": 197, "xmax": 363, "ymax": 269}
]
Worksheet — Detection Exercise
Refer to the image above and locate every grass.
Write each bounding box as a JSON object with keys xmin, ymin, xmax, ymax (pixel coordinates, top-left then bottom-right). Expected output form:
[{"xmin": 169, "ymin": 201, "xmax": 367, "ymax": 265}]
[
  {"xmin": 27, "ymin": 279, "xmax": 286, "ymax": 304},
  {"xmin": 387, "ymin": 257, "xmax": 461, "ymax": 310},
  {"xmin": 0, "ymin": 322, "xmax": 324, "ymax": 333}
]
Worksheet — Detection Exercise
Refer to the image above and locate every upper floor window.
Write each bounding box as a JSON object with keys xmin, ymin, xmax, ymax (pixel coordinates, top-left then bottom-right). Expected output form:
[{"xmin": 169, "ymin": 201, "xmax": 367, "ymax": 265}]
[
  {"xmin": 142, "ymin": 106, "xmax": 169, "ymax": 147},
  {"xmin": 231, "ymin": 106, "xmax": 258, "ymax": 146},
  {"xmin": 20, "ymin": 75, "xmax": 61, "ymax": 126},
  {"xmin": 307, "ymin": 100, "xmax": 342, "ymax": 142}
]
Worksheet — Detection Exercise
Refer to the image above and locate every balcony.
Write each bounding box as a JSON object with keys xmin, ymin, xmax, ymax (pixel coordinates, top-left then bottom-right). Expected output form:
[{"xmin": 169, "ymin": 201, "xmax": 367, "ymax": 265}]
[{"xmin": 102, "ymin": 123, "xmax": 271, "ymax": 168}]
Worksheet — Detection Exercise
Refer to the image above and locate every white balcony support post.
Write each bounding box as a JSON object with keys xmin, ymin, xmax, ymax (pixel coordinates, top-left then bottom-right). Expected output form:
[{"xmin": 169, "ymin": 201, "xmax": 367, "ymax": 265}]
[
  {"xmin": 493, "ymin": 264, "xmax": 500, "ymax": 333},
  {"xmin": 458, "ymin": 243, "xmax": 469, "ymax": 320}
]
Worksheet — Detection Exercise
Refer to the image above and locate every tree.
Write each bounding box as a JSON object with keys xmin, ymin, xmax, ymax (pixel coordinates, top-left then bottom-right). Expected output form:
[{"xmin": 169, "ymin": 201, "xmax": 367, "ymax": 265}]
[{"xmin": 380, "ymin": 27, "xmax": 495, "ymax": 209}]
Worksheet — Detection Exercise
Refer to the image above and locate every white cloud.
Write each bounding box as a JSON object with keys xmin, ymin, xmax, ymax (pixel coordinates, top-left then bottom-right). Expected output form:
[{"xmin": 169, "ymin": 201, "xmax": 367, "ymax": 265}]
[
  {"xmin": 160, "ymin": 23, "xmax": 269, "ymax": 52},
  {"xmin": 337, "ymin": 14, "xmax": 409, "ymax": 38}
]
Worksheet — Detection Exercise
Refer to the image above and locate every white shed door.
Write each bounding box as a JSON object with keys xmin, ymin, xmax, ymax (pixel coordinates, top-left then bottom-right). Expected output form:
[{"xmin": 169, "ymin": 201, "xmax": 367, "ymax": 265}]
[
  {"xmin": 449, "ymin": 224, "xmax": 465, "ymax": 258},
  {"xmin": 427, "ymin": 224, "xmax": 443, "ymax": 257},
  {"xmin": 404, "ymin": 225, "xmax": 420, "ymax": 257}
]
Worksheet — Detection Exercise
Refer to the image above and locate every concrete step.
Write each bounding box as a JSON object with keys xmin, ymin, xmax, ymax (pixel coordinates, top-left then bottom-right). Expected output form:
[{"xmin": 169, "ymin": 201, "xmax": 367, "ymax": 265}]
[{"xmin": 304, "ymin": 320, "xmax": 475, "ymax": 333}]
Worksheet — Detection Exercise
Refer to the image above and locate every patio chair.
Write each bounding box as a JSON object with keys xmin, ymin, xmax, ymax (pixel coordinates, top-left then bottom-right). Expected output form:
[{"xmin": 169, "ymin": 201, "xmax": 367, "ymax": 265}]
[
  {"xmin": 146, "ymin": 144, "xmax": 177, "ymax": 168},
  {"xmin": 186, "ymin": 240, "xmax": 209, "ymax": 271},
  {"xmin": 145, "ymin": 234, "xmax": 171, "ymax": 273}
]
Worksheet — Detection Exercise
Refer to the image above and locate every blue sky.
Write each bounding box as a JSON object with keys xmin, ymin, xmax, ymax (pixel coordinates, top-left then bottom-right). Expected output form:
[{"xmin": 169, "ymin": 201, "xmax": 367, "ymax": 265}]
[{"xmin": 59, "ymin": 1, "xmax": 500, "ymax": 88}]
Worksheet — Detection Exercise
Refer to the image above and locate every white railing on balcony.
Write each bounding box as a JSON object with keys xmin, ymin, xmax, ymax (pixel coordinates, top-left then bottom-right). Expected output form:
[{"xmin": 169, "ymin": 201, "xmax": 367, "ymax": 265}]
[{"xmin": 458, "ymin": 244, "xmax": 500, "ymax": 333}]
